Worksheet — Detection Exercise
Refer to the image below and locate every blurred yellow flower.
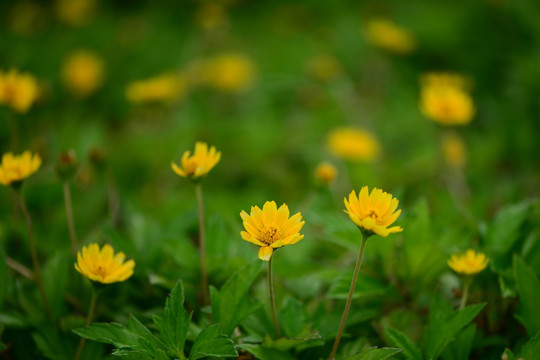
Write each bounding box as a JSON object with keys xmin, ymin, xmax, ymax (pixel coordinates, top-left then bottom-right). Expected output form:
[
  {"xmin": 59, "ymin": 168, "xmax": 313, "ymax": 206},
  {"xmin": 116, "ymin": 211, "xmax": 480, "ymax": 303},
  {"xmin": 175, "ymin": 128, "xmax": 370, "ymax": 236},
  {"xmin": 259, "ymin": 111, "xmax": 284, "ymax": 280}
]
[
  {"xmin": 195, "ymin": 2, "xmax": 227, "ymax": 30},
  {"xmin": 55, "ymin": 0, "xmax": 96, "ymax": 27},
  {"xmin": 364, "ymin": 19, "xmax": 416, "ymax": 55},
  {"xmin": 240, "ymin": 201, "xmax": 305, "ymax": 261},
  {"xmin": 442, "ymin": 133, "xmax": 466, "ymax": 167},
  {"xmin": 75, "ymin": 243, "xmax": 135, "ymax": 284},
  {"xmin": 344, "ymin": 186, "xmax": 403, "ymax": 237},
  {"xmin": 0, "ymin": 69, "xmax": 39, "ymax": 113},
  {"xmin": 327, "ymin": 127, "xmax": 380, "ymax": 162},
  {"xmin": 420, "ymin": 83, "xmax": 475, "ymax": 126},
  {"xmin": 315, "ymin": 162, "xmax": 337, "ymax": 184},
  {"xmin": 204, "ymin": 53, "xmax": 256, "ymax": 92},
  {"xmin": 421, "ymin": 72, "xmax": 470, "ymax": 90},
  {"xmin": 62, "ymin": 50, "xmax": 105, "ymax": 98},
  {"xmin": 126, "ymin": 73, "xmax": 188, "ymax": 104},
  {"xmin": 448, "ymin": 249, "xmax": 489, "ymax": 276},
  {"xmin": 0, "ymin": 151, "xmax": 41, "ymax": 186},
  {"xmin": 171, "ymin": 142, "xmax": 221, "ymax": 180},
  {"xmin": 307, "ymin": 54, "xmax": 342, "ymax": 82}
]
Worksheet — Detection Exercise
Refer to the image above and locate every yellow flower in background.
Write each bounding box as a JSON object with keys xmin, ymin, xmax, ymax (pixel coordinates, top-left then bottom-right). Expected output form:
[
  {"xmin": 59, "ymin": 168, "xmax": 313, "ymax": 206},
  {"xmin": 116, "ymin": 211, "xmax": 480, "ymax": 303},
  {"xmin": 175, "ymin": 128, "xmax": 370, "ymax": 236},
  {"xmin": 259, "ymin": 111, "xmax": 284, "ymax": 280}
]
[
  {"xmin": 448, "ymin": 249, "xmax": 489, "ymax": 276},
  {"xmin": 0, "ymin": 69, "xmax": 39, "ymax": 113},
  {"xmin": 75, "ymin": 243, "xmax": 135, "ymax": 284},
  {"xmin": 442, "ymin": 133, "xmax": 466, "ymax": 167},
  {"xmin": 55, "ymin": 0, "xmax": 96, "ymax": 27},
  {"xmin": 126, "ymin": 73, "xmax": 188, "ymax": 104},
  {"xmin": 195, "ymin": 2, "xmax": 227, "ymax": 30},
  {"xmin": 307, "ymin": 54, "xmax": 342, "ymax": 82},
  {"xmin": 344, "ymin": 186, "xmax": 403, "ymax": 237},
  {"xmin": 204, "ymin": 53, "xmax": 256, "ymax": 92},
  {"xmin": 62, "ymin": 50, "xmax": 105, "ymax": 98},
  {"xmin": 0, "ymin": 151, "xmax": 41, "ymax": 186},
  {"xmin": 240, "ymin": 201, "xmax": 305, "ymax": 261},
  {"xmin": 315, "ymin": 162, "xmax": 337, "ymax": 184},
  {"xmin": 327, "ymin": 127, "xmax": 380, "ymax": 162},
  {"xmin": 364, "ymin": 19, "xmax": 416, "ymax": 55},
  {"xmin": 421, "ymin": 72, "xmax": 471, "ymax": 90},
  {"xmin": 420, "ymin": 84, "xmax": 475, "ymax": 126},
  {"xmin": 171, "ymin": 142, "xmax": 221, "ymax": 180}
]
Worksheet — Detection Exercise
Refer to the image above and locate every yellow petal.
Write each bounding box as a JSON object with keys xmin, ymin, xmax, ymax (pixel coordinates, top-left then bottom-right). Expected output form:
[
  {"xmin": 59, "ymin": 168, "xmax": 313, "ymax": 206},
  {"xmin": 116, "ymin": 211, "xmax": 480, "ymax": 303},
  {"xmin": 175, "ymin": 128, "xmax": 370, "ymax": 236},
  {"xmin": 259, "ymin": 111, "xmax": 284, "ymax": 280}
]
[{"xmin": 258, "ymin": 246, "xmax": 273, "ymax": 261}]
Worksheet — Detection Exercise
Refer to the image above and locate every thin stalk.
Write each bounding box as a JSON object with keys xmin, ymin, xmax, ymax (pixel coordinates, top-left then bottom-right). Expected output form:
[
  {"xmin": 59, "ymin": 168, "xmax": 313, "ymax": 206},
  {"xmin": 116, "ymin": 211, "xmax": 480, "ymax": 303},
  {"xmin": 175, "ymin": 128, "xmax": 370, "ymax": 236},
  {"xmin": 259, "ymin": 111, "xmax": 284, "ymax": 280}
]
[
  {"xmin": 6, "ymin": 256, "xmax": 33, "ymax": 279},
  {"xmin": 460, "ymin": 279, "xmax": 471, "ymax": 310},
  {"xmin": 328, "ymin": 232, "xmax": 368, "ymax": 360},
  {"xmin": 14, "ymin": 189, "xmax": 52, "ymax": 320},
  {"xmin": 195, "ymin": 183, "xmax": 209, "ymax": 304},
  {"xmin": 268, "ymin": 256, "xmax": 281, "ymax": 339},
  {"xmin": 63, "ymin": 181, "xmax": 79, "ymax": 255},
  {"xmin": 74, "ymin": 287, "xmax": 98, "ymax": 360}
]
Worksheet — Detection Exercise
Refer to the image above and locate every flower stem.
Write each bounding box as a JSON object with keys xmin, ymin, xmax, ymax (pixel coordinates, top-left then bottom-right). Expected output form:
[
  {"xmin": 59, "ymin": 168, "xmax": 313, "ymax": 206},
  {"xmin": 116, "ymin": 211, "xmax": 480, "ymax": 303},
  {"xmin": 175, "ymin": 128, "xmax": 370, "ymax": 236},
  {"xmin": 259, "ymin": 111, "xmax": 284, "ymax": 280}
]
[
  {"xmin": 328, "ymin": 232, "xmax": 368, "ymax": 360},
  {"xmin": 459, "ymin": 278, "xmax": 471, "ymax": 310},
  {"xmin": 63, "ymin": 181, "xmax": 79, "ymax": 255},
  {"xmin": 74, "ymin": 286, "xmax": 98, "ymax": 360},
  {"xmin": 14, "ymin": 188, "xmax": 52, "ymax": 321},
  {"xmin": 268, "ymin": 256, "xmax": 281, "ymax": 339},
  {"xmin": 195, "ymin": 183, "xmax": 209, "ymax": 305}
]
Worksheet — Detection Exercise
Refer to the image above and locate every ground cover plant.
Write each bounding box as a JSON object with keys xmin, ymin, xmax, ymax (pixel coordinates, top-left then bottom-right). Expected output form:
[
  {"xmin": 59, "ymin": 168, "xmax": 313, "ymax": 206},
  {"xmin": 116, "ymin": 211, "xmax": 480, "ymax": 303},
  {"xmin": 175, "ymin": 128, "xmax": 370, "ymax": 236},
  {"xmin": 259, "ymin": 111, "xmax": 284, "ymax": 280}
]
[{"xmin": 1, "ymin": 0, "xmax": 539, "ymax": 359}]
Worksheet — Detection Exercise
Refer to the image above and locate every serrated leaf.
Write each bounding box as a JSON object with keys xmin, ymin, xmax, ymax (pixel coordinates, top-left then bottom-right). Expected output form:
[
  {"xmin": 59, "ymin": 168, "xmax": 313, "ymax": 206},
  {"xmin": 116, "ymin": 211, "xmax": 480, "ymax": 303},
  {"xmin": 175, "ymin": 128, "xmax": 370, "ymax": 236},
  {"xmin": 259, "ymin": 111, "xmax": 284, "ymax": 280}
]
[
  {"xmin": 237, "ymin": 344, "xmax": 296, "ymax": 360},
  {"xmin": 345, "ymin": 346, "xmax": 402, "ymax": 360},
  {"xmin": 211, "ymin": 261, "xmax": 264, "ymax": 335},
  {"xmin": 128, "ymin": 315, "xmax": 167, "ymax": 356},
  {"xmin": 513, "ymin": 256, "xmax": 540, "ymax": 335},
  {"xmin": 154, "ymin": 348, "xmax": 170, "ymax": 360},
  {"xmin": 189, "ymin": 324, "xmax": 237, "ymax": 360},
  {"xmin": 153, "ymin": 281, "xmax": 192, "ymax": 358},
  {"xmin": 386, "ymin": 327, "xmax": 423, "ymax": 360},
  {"xmin": 73, "ymin": 323, "xmax": 139, "ymax": 349},
  {"xmin": 518, "ymin": 328, "xmax": 540, "ymax": 358}
]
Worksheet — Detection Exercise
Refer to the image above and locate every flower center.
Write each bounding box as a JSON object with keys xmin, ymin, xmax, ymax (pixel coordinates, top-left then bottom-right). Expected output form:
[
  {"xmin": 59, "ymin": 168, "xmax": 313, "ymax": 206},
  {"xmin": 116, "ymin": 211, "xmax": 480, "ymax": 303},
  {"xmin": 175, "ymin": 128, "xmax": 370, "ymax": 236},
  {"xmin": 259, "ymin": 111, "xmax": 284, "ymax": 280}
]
[
  {"xmin": 260, "ymin": 226, "xmax": 281, "ymax": 245},
  {"xmin": 95, "ymin": 265, "xmax": 107, "ymax": 278}
]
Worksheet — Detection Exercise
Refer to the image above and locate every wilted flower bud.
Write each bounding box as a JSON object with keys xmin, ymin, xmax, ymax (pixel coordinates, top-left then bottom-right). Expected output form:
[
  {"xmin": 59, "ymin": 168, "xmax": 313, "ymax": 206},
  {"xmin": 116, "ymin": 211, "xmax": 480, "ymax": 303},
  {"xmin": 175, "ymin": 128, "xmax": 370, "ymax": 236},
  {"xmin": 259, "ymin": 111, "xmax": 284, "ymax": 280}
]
[
  {"xmin": 55, "ymin": 149, "xmax": 78, "ymax": 181},
  {"xmin": 88, "ymin": 146, "xmax": 106, "ymax": 173}
]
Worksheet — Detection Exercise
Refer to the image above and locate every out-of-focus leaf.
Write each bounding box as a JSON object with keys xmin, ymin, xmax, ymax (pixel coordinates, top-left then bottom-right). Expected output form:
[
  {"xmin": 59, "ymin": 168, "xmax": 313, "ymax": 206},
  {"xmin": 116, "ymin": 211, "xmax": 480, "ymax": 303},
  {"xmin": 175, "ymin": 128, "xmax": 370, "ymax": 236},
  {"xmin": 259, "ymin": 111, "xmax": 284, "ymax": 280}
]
[
  {"xmin": 210, "ymin": 260, "xmax": 264, "ymax": 335},
  {"xmin": 42, "ymin": 252, "xmax": 69, "ymax": 320},
  {"xmin": 73, "ymin": 323, "xmax": 139, "ymax": 349},
  {"xmin": 518, "ymin": 331, "xmax": 540, "ymax": 359},
  {"xmin": 128, "ymin": 315, "xmax": 167, "ymax": 356},
  {"xmin": 154, "ymin": 348, "xmax": 169, "ymax": 360},
  {"xmin": 513, "ymin": 256, "xmax": 540, "ymax": 335},
  {"xmin": 262, "ymin": 328, "xmax": 322, "ymax": 351},
  {"xmin": 344, "ymin": 346, "xmax": 402, "ymax": 360},
  {"xmin": 441, "ymin": 324, "xmax": 476, "ymax": 360},
  {"xmin": 280, "ymin": 297, "xmax": 305, "ymax": 337},
  {"xmin": 327, "ymin": 271, "xmax": 388, "ymax": 300},
  {"xmin": 188, "ymin": 324, "xmax": 237, "ymax": 360},
  {"xmin": 32, "ymin": 327, "xmax": 71, "ymax": 360},
  {"xmin": 237, "ymin": 344, "xmax": 296, "ymax": 360},
  {"xmin": 385, "ymin": 327, "xmax": 423, "ymax": 360},
  {"xmin": 502, "ymin": 348, "xmax": 516, "ymax": 360}
]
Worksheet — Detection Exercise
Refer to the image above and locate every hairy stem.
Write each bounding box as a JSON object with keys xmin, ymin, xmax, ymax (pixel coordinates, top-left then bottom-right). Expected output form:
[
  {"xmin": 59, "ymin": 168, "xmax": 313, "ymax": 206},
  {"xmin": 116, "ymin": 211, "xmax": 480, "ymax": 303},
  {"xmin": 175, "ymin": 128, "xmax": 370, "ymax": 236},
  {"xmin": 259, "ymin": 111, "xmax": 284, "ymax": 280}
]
[
  {"xmin": 63, "ymin": 182, "xmax": 79, "ymax": 255},
  {"xmin": 268, "ymin": 256, "xmax": 281, "ymax": 338}
]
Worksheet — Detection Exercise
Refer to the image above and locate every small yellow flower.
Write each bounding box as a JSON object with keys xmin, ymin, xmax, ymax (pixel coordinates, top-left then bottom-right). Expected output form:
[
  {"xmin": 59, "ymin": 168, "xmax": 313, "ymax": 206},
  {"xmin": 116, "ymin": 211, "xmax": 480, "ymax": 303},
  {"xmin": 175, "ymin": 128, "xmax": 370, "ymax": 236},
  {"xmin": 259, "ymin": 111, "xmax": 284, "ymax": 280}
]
[
  {"xmin": 240, "ymin": 201, "xmax": 305, "ymax": 261},
  {"xmin": 62, "ymin": 50, "xmax": 105, "ymax": 98},
  {"xmin": 194, "ymin": 2, "xmax": 227, "ymax": 30},
  {"xmin": 420, "ymin": 82, "xmax": 475, "ymax": 126},
  {"xmin": 315, "ymin": 162, "xmax": 337, "ymax": 184},
  {"xmin": 364, "ymin": 19, "xmax": 416, "ymax": 55},
  {"xmin": 0, "ymin": 69, "xmax": 39, "ymax": 113},
  {"xmin": 126, "ymin": 73, "xmax": 188, "ymax": 104},
  {"xmin": 421, "ymin": 72, "xmax": 470, "ymax": 90},
  {"xmin": 204, "ymin": 53, "xmax": 256, "ymax": 92},
  {"xmin": 441, "ymin": 133, "xmax": 466, "ymax": 167},
  {"xmin": 344, "ymin": 186, "xmax": 403, "ymax": 237},
  {"xmin": 327, "ymin": 127, "xmax": 380, "ymax": 162},
  {"xmin": 307, "ymin": 54, "xmax": 342, "ymax": 82},
  {"xmin": 171, "ymin": 142, "xmax": 221, "ymax": 180},
  {"xmin": 448, "ymin": 250, "xmax": 489, "ymax": 276},
  {"xmin": 55, "ymin": 0, "xmax": 96, "ymax": 27},
  {"xmin": 75, "ymin": 243, "xmax": 135, "ymax": 284},
  {"xmin": 0, "ymin": 151, "xmax": 41, "ymax": 186}
]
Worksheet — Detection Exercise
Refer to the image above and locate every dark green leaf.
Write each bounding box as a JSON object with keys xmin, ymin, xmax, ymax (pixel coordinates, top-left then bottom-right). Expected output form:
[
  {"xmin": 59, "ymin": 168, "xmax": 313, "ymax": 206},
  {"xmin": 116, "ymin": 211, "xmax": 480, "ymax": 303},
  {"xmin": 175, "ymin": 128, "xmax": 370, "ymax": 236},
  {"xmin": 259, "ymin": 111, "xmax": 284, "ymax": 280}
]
[
  {"xmin": 385, "ymin": 327, "xmax": 423, "ymax": 360},
  {"xmin": 154, "ymin": 348, "xmax": 170, "ymax": 360},
  {"xmin": 189, "ymin": 324, "xmax": 237, "ymax": 360},
  {"xmin": 32, "ymin": 327, "xmax": 71, "ymax": 360},
  {"xmin": 441, "ymin": 324, "xmax": 476, "ymax": 360},
  {"xmin": 262, "ymin": 328, "xmax": 322, "ymax": 351},
  {"xmin": 513, "ymin": 256, "xmax": 540, "ymax": 335},
  {"xmin": 237, "ymin": 344, "xmax": 296, "ymax": 360},
  {"xmin": 73, "ymin": 323, "xmax": 139, "ymax": 349},
  {"xmin": 345, "ymin": 347, "xmax": 402, "ymax": 360},
  {"xmin": 128, "ymin": 315, "xmax": 167, "ymax": 356},
  {"xmin": 280, "ymin": 297, "xmax": 306, "ymax": 337},
  {"xmin": 42, "ymin": 253, "xmax": 69, "ymax": 321}
]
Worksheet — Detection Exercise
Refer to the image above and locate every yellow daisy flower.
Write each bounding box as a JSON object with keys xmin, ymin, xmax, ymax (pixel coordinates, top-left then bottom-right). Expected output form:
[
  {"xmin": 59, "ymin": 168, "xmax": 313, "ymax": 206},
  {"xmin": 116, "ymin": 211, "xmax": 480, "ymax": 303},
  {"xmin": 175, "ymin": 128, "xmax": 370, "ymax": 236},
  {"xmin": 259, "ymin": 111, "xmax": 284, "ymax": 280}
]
[
  {"xmin": 171, "ymin": 142, "xmax": 221, "ymax": 180},
  {"xmin": 75, "ymin": 244, "xmax": 135, "ymax": 284},
  {"xmin": 448, "ymin": 249, "xmax": 489, "ymax": 276},
  {"xmin": 344, "ymin": 186, "xmax": 403, "ymax": 237},
  {"xmin": 315, "ymin": 161, "xmax": 337, "ymax": 184},
  {"xmin": 203, "ymin": 53, "xmax": 256, "ymax": 93},
  {"xmin": 327, "ymin": 127, "xmax": 380, "ymax": 162},
  {"xmin": 240, "ymin": 201, "xmax": 305, "ymax": 261},
  {"xmin": 364, "ymin": 18, "xmax": 416, "ymax": 55},
  {"xmin": 0, "ymin": 151, "xmax": 41, "ymax": 186},
  {"xmin": 0, "ymin": 69, "xmax": 39, "ymax": 113},
  {"xmin": 420, "ymin": 84, "xmax": 475, "ymax": 126},
  {"xmin": 126, "ymin": 73, "xmax": 188, "ymax": 104},
  {"xmin": 62, "ymin": 50, "xmax": 105, "ymax": 98}
]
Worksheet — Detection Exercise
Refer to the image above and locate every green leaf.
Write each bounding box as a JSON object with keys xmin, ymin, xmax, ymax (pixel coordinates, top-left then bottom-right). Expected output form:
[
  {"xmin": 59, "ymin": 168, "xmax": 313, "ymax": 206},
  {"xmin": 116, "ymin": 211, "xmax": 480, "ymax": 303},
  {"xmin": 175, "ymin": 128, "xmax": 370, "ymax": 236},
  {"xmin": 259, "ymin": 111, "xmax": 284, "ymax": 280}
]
[
  {"xmin": 32, "ymin": 327, "xmax": 71, "ymax": 360},
  {"xmin": 154, "ymin": 348, "xmax": 170, "ymax": 360},
  {"xmin": 385, "ymin": 327, "xmax": 423, "ymax": 360},
  {"xmin": 501, "ymin": 348, "xmax": 515, "ymax": 360},
  {"xmin": 425, "ymin": 302, "xmax": 485, "ymax": 360},
  {"xmin": 262, "ymin": 328, "xmax": 322, "ymax": 351},
  {"xmin": 42, "ymin": 252, "xmax": 69, "ymax": 320},
  {"xmin": 128, "ymin": 315, "xmax": 167, "ymax": 356},
  {"xmin": 237, "ymin": 344, "xmax": 296, "ymax": 360},
  {"xmin": 73, "ymin": 322, "xmax": 139, "ymax": 349},
  {"xmin": 280, "ymin": 297, "xmax": 306, "ymax": 337},
  {"xmin": 189, "ymin": 324, "xmax": 237, "ymax": 360},
  {"xmin": 211, "ymin": 261, "xmax": 264, "ymax": 335},
  {"xmin": 513, "ymin": 256, "xmax": 540, "ymax": 335},
  {"xmin": 153, "ymin": 280, "xmax": 192, "ymax": 358},
  {"xmin": 328, "ymin": 272, "xmax": 388, "ymax": 301},
  {"xmin": 518, "ymin": 331, "xmax": 540, "ymax": 358},
  {"xmin": 440, "ymin": 324, "xmax": 476, "ymax": 360},
  {"xmin": 345, "ymin": 347, "xmax": 402, "ymax": 360}
]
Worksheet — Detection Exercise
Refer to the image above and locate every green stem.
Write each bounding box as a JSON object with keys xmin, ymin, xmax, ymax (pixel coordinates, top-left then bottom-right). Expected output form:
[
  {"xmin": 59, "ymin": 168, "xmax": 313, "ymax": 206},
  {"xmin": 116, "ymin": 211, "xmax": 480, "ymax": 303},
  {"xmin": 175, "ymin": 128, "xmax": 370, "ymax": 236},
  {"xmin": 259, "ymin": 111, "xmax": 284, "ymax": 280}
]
[
  {"xmin": 63, "ymin": 181, "xmax": 79, "ymax": 255},
  {"xmin": 460, "ymin": 278, "xmax": 471, "ymax": 310},
  {"xmin": 268, "ymin": 256, "xmax": 281, "ymax": 339},
  {"xmin": 14, "ymin": 188, "xmax": 52, "ymax": 320},
  {"xmin": 195, "ymin": 183, "xmax": 209, "ymax": 305},
  {"xmin": 74, "ymin": 287, "xmax": 98, "ymax": 360},
  {"xmin": 328, "ymin": 232, "xmax": 369, "ymax": 360}
]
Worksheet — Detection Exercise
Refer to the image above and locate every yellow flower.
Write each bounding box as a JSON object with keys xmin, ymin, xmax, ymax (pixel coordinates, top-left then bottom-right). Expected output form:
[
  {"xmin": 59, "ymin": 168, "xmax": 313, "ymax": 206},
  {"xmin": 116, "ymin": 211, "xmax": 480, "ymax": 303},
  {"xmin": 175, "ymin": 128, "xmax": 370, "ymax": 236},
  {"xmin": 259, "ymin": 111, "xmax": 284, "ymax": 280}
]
[
  {"xmin": 204, "ymin": 53, "xmax": 255, "ymax": 92},
  {"xmin": 420, "ymin": 80, "xmax": 475, "ymax": 126},
  {"xmin": 307, "ymin": 54, "xmax": 342, "ymax": 82},
  {"xmin": 240, "ymin": 201, "xmax": 305, "ymax": 261},
  {"xmin": 421, "ymin": 72, "xmax": 470, "ymax": 90},
  {"xmin": 62, "ymin": 50, "xmax": 105, "ymax": 98},
  {"xmin": 344, "ymin": 186, "xmax": 403, "ymax": 237},
  {"xmin": 448, "ymin": 249, "xmax": 489, "ymax": 276},
  {"xmin": 364, "ymin": 19, "xmax": 416, "ymax": 55},
  {"xmin": 75, "ymin": 243, "xmax": 135, "ymax": 284},
  {"xmin": 55, "ymin": 0, "xmax": 96, "ymax": 27},
  {"xmin": 327, "ymin": 127, "xmax": 380, "ymax": 162},
  {"xmin": 441, "ymin": 133, "xmax": 466, "ymax": 167},
  {"xmin": 315, "ymin": 162, "xmax": 337, "ymax": 184},
  {"xmin": 0, "ymin": 151, "xmax": 41, "ymax": 186},
  {"xmin": 0, "ymin": 69, "xmax": 39, "ymax": 113},
  {"xmin": 126, "ymin": 73, "xmax": 188, "ymax": 104},
  {"xmin": 194, "ymin": 2, "xmax": 227, "ymax": 30},
  {"xmin": 171, "ymin": 142, "xmax": 221, "ymax": 180}
]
